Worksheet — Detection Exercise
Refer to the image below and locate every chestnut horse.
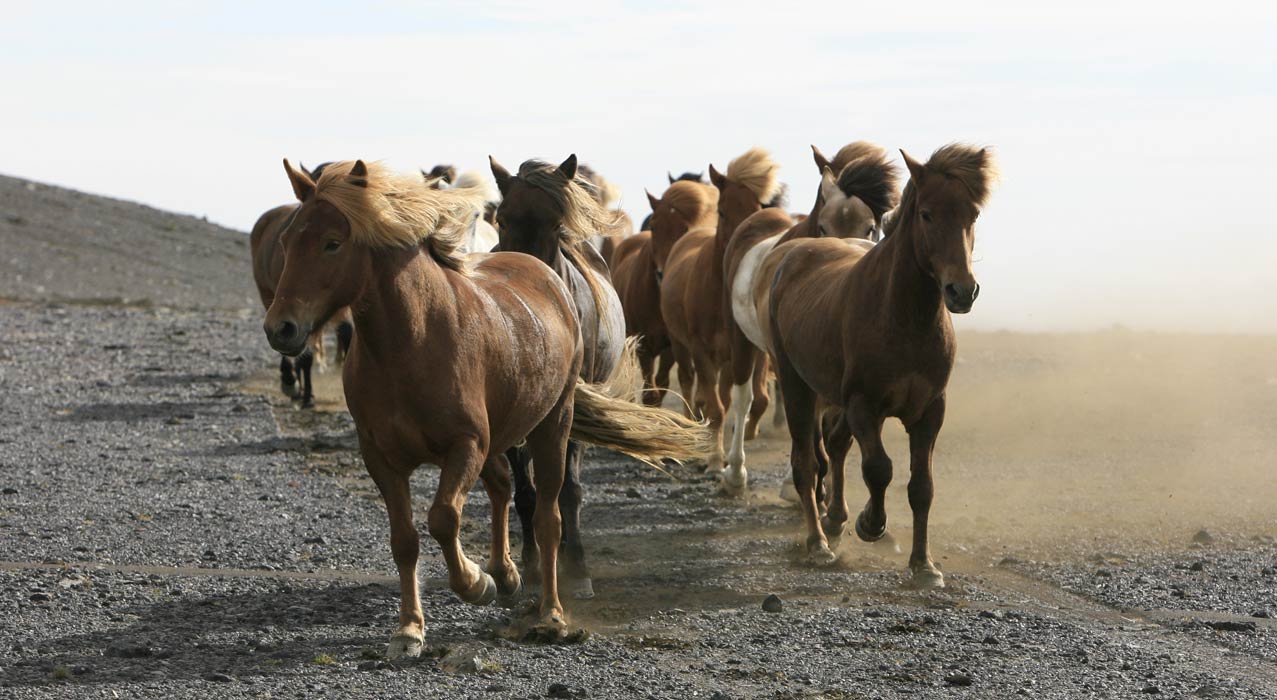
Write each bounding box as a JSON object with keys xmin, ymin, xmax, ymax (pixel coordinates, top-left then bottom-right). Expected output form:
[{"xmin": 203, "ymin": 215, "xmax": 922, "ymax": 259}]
[
  {"xmin": 264, "ymin": 159, "xmax": 709, "ymax": 656},
  {"xmin": 489, "ymin": 154, "xmax": 627, "ymax": 599},
  {"xmin": 660, "ymin": 147, "xmax": 783, "ymax": 476},
  {"xmin": 767, "ymin": 144, "xmax": 998, "ymax": 586},
  {"xmin": 575, "ymin": 163, "xmax": 634, "ymax": 266},
  {"xmin": 250, "ymin": 164, "xmax": 353, "ymax": 407},
  {"xmin": 613, "ymin": 180, "xmax": 718, "ymax": 409},
  {"xmin": 720, "ymin": 142, "xmax": 900, "ymax": 492}
]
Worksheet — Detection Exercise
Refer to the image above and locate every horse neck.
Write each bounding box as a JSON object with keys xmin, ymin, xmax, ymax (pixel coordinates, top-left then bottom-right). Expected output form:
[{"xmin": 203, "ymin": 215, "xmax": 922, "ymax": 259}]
[
  {"xmin": 350, "ymin": 246, "xmax": 454, "ymax": 365},
  {"xmin": 866, "ymin": 199, "xmax": 945, "ymax": 328}
]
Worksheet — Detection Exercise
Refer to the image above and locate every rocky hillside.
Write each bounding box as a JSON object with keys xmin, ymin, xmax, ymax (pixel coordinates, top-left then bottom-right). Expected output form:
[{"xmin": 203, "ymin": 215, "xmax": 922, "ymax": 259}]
[{"xmin": 0, "ymin": 174, "xmax": 258, "ymax": 310}]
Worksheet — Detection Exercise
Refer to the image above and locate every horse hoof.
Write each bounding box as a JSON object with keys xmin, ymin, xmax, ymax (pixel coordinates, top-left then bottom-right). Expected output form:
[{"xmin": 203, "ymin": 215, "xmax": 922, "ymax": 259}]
[
  {"xmin": 387, "ymin": 632, "xmax": 423, "ymax": 660},
  {"xmin": 280, "ymin": 381, "xmax": 299, "ymax": 399},
  {"xmin": 806, "ymin": 544, "xmax": 838, "ymax": 566},
  {"xmin": 778, "ymin": 481, "xmax": 799, "ymax": 503},
  {"xmin": 463, "ymin": 572, "xmax": 498, "ymax": 606},
  {"xmin": 300, "ymin": 396, "xmax": 315, "ymax": 410},
  {"xmin": 821, "ymin": 516, "xmax": 846, "ymax": 542},
  {"xmin": 569, "ymin": 577, "xmax": 595, "ymax": 600},
  {"xmin": 854, "ymin": 512, "xmax": 887, "ymax": 543},
  {"xmin": 489, "ymin": 564, "xmax": 522, "ymax": 600},
  {"xmin": 909, "ymin": 565, "xmax": 945, "ymax": 589},
  {"xmin": 720, "ymin": 469, "xmax": 748, "ymax": 496}
]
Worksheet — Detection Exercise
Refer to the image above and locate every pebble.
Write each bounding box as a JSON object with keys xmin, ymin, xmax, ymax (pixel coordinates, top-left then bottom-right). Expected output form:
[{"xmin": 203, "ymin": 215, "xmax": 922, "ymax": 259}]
[
  {"xmin": 1206, "ymin": 620, "xmax": 1256, "ymax": 632},
  {"xmin": 1188, "ymin": 561, "xmax": 1205, "ymax": 572},
  {"xmin": 1251, "ymin": 609, "xmax": 1271, "ymax": 619},
  {"xmin": 2, "ymin": 487, "xmax": 16, "ymax": 495},
  {"xmin": 761, "ymin": 594, "xmax": 783, "ymax": 613},
  {"xmin": 547, "ymin": 682, "xmax": 576, "ymax": 698},
  {"xmin": 357, "ymin": 660, "xmax": 377, "ymax": 671},
  {"xmin": 29, "ymin": 592, "xmax": 52, "ymax": 603},
  {"xmin": 1191, "ymin": 529, "xmax": 1214, "ymax": 545},
  {"xmin": 1141, "ymin": 685, "xmax": 1161, "ymax": 694},
  {"xmin": 625, "ymin": 487, "xmax": 641, "ymax": 499},
  {"xmin": 944, "ymin": 671, "xmax": 974, "ymax": 687},
  {"xmin": 204, "ymin": 672, "xmax": 234, "ymax": 683}
]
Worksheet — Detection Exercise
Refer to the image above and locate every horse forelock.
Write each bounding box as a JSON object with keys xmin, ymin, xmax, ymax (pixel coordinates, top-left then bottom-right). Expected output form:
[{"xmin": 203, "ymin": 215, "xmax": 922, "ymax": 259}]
[
  {"xmin": 725, "ymin": 146, "xmax": 781, "ymax": 205},
  {"xmin": 313, "ymin": 160, "xmax": 484, "ymax": 274},
  {"xmin": 835, "ymin": 147, "xmax": 901, "ymax": 223},
  {"xmin": 924, "ymin": 143, "xmax": 1000, "ymax": 209},
  {"xmin": 514, "ymin": 160, "xmax": 622, "ymax": 249}
]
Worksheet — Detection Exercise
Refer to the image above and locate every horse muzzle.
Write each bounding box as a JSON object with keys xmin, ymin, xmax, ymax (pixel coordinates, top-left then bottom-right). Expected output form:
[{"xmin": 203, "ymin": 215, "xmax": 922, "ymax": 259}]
[
  {"xmin": 943, "ymin": 281, "xmax": 979, "ymax": 314},
  {"xmin": 264, "ymin": 318, "xmax": 313, "ymax": 357}
]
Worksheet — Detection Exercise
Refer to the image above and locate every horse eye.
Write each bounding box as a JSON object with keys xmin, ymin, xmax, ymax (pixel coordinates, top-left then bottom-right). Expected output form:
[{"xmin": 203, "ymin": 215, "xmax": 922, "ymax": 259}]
[
  {"xmin": 323, "ymin": 240, "xmax": 341, "ymax": 253},
  {"xmin": 920, "ymin": 210, "xmax": 933, "ymax": 223}
]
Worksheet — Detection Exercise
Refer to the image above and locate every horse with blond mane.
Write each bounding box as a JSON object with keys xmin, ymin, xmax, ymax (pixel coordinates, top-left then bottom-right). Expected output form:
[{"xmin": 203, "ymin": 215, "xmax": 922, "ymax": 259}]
[
  {"xmin": 720, "ymin": 142, "xmax": 901, "ymax": 493},
  {"xmin": 768, "ymin": 143, "xmax": 998, "ymax": 587},
  {"xmin": 488, "ymin": 154, "xmax": 628, "ymax": 599},
  {"xmin": 612, "ymin": 179, "xmax": 718, "ymax": 409},
  {"xmin": 660, "ymin": 147, "xmax": 784, "ymax": 478},
  {"xmin": 263, "ymin": 159, "xmax": 708, "ymax": 656}
]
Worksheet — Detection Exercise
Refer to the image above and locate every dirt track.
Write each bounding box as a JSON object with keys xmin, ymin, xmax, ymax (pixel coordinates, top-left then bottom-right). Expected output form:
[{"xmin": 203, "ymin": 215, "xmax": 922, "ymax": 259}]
[{"xmin": 1, "ymin": 175, "xmax": 1275, "ymax": 698}]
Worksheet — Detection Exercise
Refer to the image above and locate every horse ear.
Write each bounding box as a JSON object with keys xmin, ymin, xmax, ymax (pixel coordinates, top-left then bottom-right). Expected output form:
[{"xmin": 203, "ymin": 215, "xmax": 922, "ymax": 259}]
[
  {"xmin": 708, "ymin": 164, "xmax": 726, "ymax": 189},
  {"xmin": 819, "ymin": 166, "xmax": 839, "ymax": 201},
  {"xmin": 346, "ymin": 159, "xmax": 369, "ymax": 188},
  {"xmin": 900, "ymin": 149, "xmax": 925, "ymax": 183},
  {"xmin": 557, "ymin": 154, "xmax": 578, "ymax": 180},
  {"xmin": 668, "ymin": 171, "xmax": 676, "ymax": 185},
  {"xmin": 282, "ymin": 158, "xmax": 315, "ymax": 201},
  {"xmin": 298, "ymin": 161, "xmax": 311, "ymax": 179},
  {"xmin": 812, "ymin": 145, "xmax": 831, "ymax": 173},
  {"xmin": 489, "ymin": 156, "xmax": 513, "ymax": 195},
  {"xmin": 646, "ymin": 189, "xmax": 660, "ymax": 211}
]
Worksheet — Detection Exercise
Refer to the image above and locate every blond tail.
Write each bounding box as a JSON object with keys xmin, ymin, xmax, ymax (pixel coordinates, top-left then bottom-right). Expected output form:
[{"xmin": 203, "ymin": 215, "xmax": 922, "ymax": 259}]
[{"xmin": 569, "ymin": 339, "xmax": 710, "ymax": 465}]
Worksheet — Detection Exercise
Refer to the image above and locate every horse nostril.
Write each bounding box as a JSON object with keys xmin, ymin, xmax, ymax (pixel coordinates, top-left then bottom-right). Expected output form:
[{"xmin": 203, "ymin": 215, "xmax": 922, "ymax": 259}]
[
  {"xmin": 972, "ymin": 283, "xmax": 980, "ymax": 300},
  {"xmin": 276, "ymin": 321, "xmax": 298, "ymax": 341},
  {"xmin": 943, "ymin": 283, "xmax": 958, "ymax": 301}
]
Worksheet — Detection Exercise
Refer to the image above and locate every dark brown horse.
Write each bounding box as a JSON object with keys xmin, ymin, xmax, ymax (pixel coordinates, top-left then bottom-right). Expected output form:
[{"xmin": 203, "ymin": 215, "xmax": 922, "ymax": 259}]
[
  {"xmin": 250, "ymin": 164, "xmax": 353, "ymax": 407},
  {"xmin": 660, "ymin": 147, "xmax": 782, "ymax": 476},
  {"xmin": 612, "ymin": 180, "xmax": 718, "ymax": 410},
  {"xmin": 264, "ymin": 159, "xmax": 709, "ymax": 656},
  {"xmin": 767, "ymin": 144, "xmax": 998, "ymax": 586},
  {"xmin": 720, "ymin": 142, "xmax": 900, "ymax": 493},
  {"xmin": 489, "ymin": 154, "xmax": 627, "ymax": 599}
]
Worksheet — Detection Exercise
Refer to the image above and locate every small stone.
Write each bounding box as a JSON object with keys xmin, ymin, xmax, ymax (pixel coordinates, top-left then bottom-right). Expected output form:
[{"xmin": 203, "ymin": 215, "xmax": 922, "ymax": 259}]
[
  {"xmin": 982, "ymin": 635, "xmax": 1000, "ymax": 644},
  {"xmin": 1207, "ymin": 620, "xmax": 1256, "ymax": 632},
  {"xmin": 1251, "ymin": 609, "xmax": 1271, "ymax": 619},
  {"xmin": 357, "ymin": 660, "xmax": 377, "ymax": 671},
  {"xmin": 997, "ymin": 555, "xmax": 1023, "ymax": 566},
  {"xmin": 1141, "ymin": 685, "xmax": 1161, "ymax": 694},
  {"xmin": 761, "ymin": 594, "xmax": 783, "ymax": 613},
  {"xmin": 547, "ymin": 682, "xmax": 575, "ymax": 698},
  {"xmin": 2, "ymin": 487, "xmax": 17, "ymax": 495},
  {"xmin": 29, "ymin": 592, "xmax": 51, "ymax": 603},
  {"xmin": 625, "ymin": 488, "xmax": 641, "ymax": 499},
  {"xmin": 204, "ymin": 672, "xmax": 234, "ymax": 682},
  {"xmin": 709, "ymin": 692, "xmax": 732, "ymax": 700},
  {"xmin": 304, "ymin": 536, "xmax": 327, "ymax": 545},
  {"xmin": 944, "ymin": 671, "xmax": 974, "ymax": 687},
  {"xmin": 1189, "ymin": 561, "xmax": 1205, "ymax": 572},
  {"xmin": 978, "ymin": 610, "xmax": 1003, "ymax": 620},
  {"xmin": 231, "ymin": 404, "xmax": 249, "ymax": 413},
  {"xmin": 1191, "ymin": 529, "xmax": 1214, "ymax": 545},
  {"xmin": 202, "ymin": 550, "xmax": 217, "ymax": 561}
]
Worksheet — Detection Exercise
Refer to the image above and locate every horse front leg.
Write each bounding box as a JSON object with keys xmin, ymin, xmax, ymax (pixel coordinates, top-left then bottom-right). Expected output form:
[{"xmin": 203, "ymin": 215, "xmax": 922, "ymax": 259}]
[
  {"xmin": 362, "ymin": 444, "xmax": 424, "ymax": 659},
  {"xmin": 848, "ymin": 400, "xmax": 891, "ymax": 544},
  {"xmin": 905, "ymin": 396, "xmax": 946, "ymax": 588},
  {"xmin": 278, "ymin": 355, "xmax": 298, "ymax": 398},
  {"xmin": 427, "ymin": 441, "xmax": 496, "ymax": 608}
]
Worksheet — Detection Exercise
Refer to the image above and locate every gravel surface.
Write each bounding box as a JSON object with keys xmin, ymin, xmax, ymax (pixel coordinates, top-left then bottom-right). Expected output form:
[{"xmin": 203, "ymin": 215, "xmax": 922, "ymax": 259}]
[{"xmin": 2, "ymin": 175, "xmax": 1276, "ymax": 698}]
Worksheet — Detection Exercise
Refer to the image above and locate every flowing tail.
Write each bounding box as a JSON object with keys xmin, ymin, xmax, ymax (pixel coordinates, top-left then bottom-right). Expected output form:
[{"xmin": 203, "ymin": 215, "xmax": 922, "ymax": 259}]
[{"xmin": 569, "ymin": 341, "xmax": 711, "ymax": 466}]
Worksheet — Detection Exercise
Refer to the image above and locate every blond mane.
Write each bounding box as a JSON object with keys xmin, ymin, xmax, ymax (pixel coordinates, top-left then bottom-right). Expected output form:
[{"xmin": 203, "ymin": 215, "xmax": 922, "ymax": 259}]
[
  {"xmin": 314, "ymin": 160, "xmax": 484, "ymax": 273},
  {"xmin": 725, "ymin": 147, "xmax": 780, "ymax": 205},
  {"xmin": 925, "ymin": 143, "xmax": 1000, "ymax": 208},
  {"xmin": 661, "ymin": 180, "xmax": 719, "ymax": 230}
]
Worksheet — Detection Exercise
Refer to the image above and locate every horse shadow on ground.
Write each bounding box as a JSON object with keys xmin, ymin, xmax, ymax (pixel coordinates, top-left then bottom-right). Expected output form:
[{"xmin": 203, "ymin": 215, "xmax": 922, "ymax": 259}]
[{"xmin": 1, "ymin": 579, "xmax": 502, "ymax": 688}]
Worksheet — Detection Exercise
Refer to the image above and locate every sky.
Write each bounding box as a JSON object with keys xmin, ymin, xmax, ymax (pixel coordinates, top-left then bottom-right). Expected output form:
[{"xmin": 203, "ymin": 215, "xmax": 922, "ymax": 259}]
[{"xmin": 3, "ymin": 1, "xmax": 1275, "ymax": 332}]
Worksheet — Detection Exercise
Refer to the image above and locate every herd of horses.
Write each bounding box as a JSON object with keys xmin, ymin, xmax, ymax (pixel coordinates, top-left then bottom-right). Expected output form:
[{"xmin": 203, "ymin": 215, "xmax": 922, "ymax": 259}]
[{"xmin": 250, "ymin": 141, "xmax": 998, "ymax": 655}]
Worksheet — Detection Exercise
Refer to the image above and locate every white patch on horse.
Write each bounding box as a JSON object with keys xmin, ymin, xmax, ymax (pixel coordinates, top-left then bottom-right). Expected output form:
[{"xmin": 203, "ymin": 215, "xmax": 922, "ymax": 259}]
[{"xmin": 731, "ymin": 233, "xmax": 784, "ymax": 352}]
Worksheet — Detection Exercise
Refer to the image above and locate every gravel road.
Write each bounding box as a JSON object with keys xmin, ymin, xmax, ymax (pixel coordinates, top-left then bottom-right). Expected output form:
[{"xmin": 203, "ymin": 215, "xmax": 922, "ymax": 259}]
[{"xmin": 2, "ymin": 175, "xmax": 1275, "ymax": 698}]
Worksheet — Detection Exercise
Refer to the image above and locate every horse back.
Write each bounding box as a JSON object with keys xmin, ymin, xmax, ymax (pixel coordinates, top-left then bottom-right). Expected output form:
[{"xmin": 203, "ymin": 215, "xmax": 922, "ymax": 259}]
[
  {"xmin": 249, "ymin": 204, "xmax": 297, "ymax": 308},
  {"xmin": 611, "ymin": 233, "xmax": 664, "ymax": 339}
]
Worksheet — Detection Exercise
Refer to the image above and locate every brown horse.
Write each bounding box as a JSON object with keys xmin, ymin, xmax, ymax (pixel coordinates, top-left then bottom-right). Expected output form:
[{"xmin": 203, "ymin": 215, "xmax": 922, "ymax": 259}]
[
  {"xmin": 264, "ymin": 159, "xmax": 709, "ymax": 656},
  {"xmin": 767, "ymin": 144, "xmax": 998, "ymax": 586},
  {"xmin": 720, "ymin": 142, "xmax": 900, "ymax": 492},
  {"xmin": 611, "ymin": 180, "xmax": 718, "ymax": 408},
  {"xmin": 488, "ymin": 154, "xmax": 628, "ymax": 599},
  {"xmin": 660, "ymin": 147, "xmax": 782, "ymax": 475},
  {"xmin": 250, "ymin": 169, "xmax": 353, "ymax": 407},
  {"xmin": 574, "ymin": 163, "xmax": 634, "ymax": 266}
]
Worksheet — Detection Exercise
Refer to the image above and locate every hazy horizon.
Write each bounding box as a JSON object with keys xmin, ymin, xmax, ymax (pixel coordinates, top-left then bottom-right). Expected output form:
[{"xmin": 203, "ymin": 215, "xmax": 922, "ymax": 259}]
[{"xmin": 3, "ymin": 2, "xmax": 1274, "ymax": 333}]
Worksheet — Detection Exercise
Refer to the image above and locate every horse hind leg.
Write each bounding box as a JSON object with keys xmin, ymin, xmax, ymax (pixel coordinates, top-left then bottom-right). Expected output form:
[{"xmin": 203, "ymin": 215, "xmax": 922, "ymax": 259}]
[
  {"xmin": 819, "ymin": 411, "xmax": 853, "ymax": 542},
  {"xmin": 744, "ymin": 353, "xmax": 770, "ymax": 441},
  {"xmin": 558, "ymin": 440, "xmax": 594, "ymax": 599},
  {"xmin": 774, "ymin": 351, "xmax": 834, "ymax": 564},
  {"xmin": 904, "ymin": 396, "xmax": 946, "ymax": 588},
  {"xmin": 722, "ymin": 368, "xmax": 753, "ymax": 495},
  {"xmin": 479, "ymin": 453, "xmax": 522, "ymax": 600},
  {"xmin": 524, "ymin": 390, "xmax": 571, "ymax": 635},
  {"xmin": 507, "ymin": 445, "xmax": 540, "ymax": 584}
]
